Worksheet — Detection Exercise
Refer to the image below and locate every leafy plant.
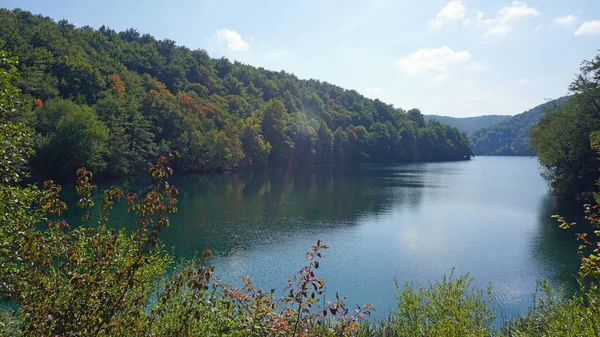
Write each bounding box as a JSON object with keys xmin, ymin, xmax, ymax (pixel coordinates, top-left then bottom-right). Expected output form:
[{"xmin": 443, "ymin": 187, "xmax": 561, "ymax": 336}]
[
  {"xmin": 392, "ymin": 272, "xmax": 495, "ymax": 337},
  {"xmin": 502, "ymin": 280, "xmax": 600, "ymax": 337}
]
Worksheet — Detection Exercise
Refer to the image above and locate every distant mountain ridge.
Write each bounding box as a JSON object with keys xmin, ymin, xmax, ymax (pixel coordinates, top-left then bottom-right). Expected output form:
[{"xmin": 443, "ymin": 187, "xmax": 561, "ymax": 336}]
[
  {"xmin": 469, "ymin": 96, "xmax": 569, "ymax": 156},
  {"xmin": 425, "ymin": 115, "xmax": 511, "ymax": 136}
]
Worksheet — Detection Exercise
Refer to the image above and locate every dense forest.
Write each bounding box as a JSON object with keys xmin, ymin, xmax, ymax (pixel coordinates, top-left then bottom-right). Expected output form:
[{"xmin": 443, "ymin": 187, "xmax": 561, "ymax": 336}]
[
  {"xmin": 531, "ymin": 54, "xmax": 600, "ymax": 200},
  {"xmin": 470, "ymin": 97, "xmax": 568, "ymax": 156},
  {"xmin": 0, "ymin": 8, "xmax": 472, "ymax": 181},
  {"xmin": 425, "ymin": 114, "xmax": 510, "ymax": 136}
]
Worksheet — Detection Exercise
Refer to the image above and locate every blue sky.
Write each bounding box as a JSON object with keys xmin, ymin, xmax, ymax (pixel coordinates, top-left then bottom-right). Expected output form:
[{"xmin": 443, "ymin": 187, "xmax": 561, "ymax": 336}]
[{"xmin": 3, "ymin": 0, "xmax": 600, "ymax": 117}]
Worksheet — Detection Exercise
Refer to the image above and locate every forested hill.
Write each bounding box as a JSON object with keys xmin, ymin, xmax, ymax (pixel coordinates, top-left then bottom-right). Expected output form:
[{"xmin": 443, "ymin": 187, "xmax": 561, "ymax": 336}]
[
  {"xmin": 425, "ymin": 114, "xmax": 510, "ymax": 136},
  {"xmin": 470, "ymin": 97, "xmax": 568, "ymax": 156},
  {"xmin": 0, "ymin": 9, "xmax": 472, "ymax": 180}
]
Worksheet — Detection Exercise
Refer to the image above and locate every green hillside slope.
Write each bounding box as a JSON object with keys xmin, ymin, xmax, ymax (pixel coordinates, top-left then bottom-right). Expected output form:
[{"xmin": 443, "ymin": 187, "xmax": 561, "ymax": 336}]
[
  {"xmin": 470, "ymin": 97, "xmax": 568, "ymax": 156},
  {"xmin": 0, "ymin": 9, "xmax": 472, "ymax": 180},
  {"xmin": 425, "ymin": 115, "xmax": 511, "ymax": 136}
]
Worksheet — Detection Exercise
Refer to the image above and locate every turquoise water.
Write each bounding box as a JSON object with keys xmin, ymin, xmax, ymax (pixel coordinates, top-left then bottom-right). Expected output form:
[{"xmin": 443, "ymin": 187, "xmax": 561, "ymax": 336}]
[{"xmin": 63, "ymin": 156, "xmax": 585, "ymax": 319}]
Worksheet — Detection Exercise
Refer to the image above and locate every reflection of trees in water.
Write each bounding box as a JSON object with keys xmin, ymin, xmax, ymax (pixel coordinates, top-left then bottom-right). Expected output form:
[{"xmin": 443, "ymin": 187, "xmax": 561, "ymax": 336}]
[
  {"xmin": 165, "ymin": 164, "xmax": 429, "ymax": 257},
  {"xmin": 59, "ymin": 164, "xmax": 430, "ymax": 258},
  {"xmin": 59, "ymin": 175, "xmax": 155, "ymax": 229},
  {"xmin": 532, "ymin": 195, "xmax": 586, "ymax": 286}
]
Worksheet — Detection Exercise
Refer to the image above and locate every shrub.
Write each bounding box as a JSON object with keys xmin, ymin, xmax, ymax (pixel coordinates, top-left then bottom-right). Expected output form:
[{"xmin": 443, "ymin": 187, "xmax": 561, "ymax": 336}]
[
  {"xmin": 392, "ymin": 272, "xmax": 495, "ymax": 337},
  {"xmin": 502, "ymin": 280, "xmax": 600, "ymax": 337}
]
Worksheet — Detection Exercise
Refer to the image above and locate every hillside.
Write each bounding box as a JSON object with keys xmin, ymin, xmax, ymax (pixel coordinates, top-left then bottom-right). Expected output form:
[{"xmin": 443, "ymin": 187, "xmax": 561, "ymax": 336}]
[
  {"xmin": 470, "ymin": 97, "xmax": 568, "ymax": 156},
  {"xmin": 0, "ymin": 8, "xmax": 472, "ymax": 180},
  {"xmin": 425, "ymin": 114, "xmax": 511, "ymax": 135}
]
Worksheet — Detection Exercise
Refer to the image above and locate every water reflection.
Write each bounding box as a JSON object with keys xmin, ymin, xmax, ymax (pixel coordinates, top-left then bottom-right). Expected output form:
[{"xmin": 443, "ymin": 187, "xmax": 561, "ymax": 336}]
[
  {"xmin": 532, "ymin": 195, "xmax": 585, "ymax": 285},
  {"xmin": 165, "ymin": 164, "xmax": 429, "ymax": 257},
  {"xmin": 58, "ymin": 158, "xmax": 584, "ymax": 318}
]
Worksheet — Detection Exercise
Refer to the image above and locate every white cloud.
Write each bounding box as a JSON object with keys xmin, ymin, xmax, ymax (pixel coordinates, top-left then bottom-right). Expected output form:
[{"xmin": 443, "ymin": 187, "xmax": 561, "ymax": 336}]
[
  {"xmin": 462, "ymin": 11, "xmax": 489, "ymax": 26},
  {"xmin": 534, "ymin": 24, "xmax": 543, "ymax": 32},
  {"xmin": 575, "ymin": 20, "xmax": 600, "ymax": 36},
  {"xmin": 496, "ymin": 1, "xmax": 538, "ymax": 22},
  {"xmin": 431, "ymin": 73, "xmax": 448, "ymax": 84},
  {"xmin": 214, "ymin": 29, "xmax": 250, "ymax": 52},
  {"xmin": 428, "ymin": 0, "xmax": 466, "ymax": 28},
  {"xmin": 553, "ymin": 15, "xmax": 579, "ymax": 27},
  {"xmin": 364, "ymin": 87, "xmax": 384, "ymax": 98},
  {"xmin": 463, "ymin": 1, "xmax": 539, "ymax": 37},
  {"xmin": 518, "ymin": 78, "xmax": 529, "ymax": 85},
  {"xmin": 486, "ymin": 24, "xmax": 511, "ymax": 36},
  {"xmin": 464, "ymin": 61, "xmax": 488, "ymax": 71},
  {"xmin": 395, "ymin": 46, "xmax": 471, "ymax": 73}
]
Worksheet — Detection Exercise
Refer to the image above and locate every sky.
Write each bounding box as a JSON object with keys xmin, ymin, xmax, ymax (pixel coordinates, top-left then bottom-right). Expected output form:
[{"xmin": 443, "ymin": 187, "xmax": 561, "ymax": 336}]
[{"xmin": 3, "ymin": 0, "xmax": 600, "ymax": 117}]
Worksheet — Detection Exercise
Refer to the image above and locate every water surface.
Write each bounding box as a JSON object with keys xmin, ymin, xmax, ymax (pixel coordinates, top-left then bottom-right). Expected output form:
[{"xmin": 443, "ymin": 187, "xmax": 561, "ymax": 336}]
[{"xmin": 65, "ymin": 157, "xmax": 585, "ymax": 318}]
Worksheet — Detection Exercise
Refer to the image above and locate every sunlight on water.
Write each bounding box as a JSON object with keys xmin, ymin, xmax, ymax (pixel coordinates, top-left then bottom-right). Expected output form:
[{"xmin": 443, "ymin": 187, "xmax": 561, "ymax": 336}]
[{"xmin": 62, "ymin": 157, "xmax": 584, "ymax": 318}]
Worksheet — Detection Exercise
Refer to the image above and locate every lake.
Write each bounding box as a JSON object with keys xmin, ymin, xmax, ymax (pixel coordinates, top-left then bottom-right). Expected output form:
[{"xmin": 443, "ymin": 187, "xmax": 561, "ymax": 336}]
[{"xmin": 65, "ymin": 156, "xmax": 585, "ymax": 319}]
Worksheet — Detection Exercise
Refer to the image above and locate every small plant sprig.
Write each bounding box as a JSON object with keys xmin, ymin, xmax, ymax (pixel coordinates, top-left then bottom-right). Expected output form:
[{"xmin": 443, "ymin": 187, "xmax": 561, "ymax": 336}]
[
  {"xmin": 75, "ymin": 168, "xmax": 97, "ymax": 226},
  {"xmin": 38, "ymin": 180, "xmax": 68, "ymax": 230},
  {"xmin": 554, "ymin": 204, "xmax": 600, "ymax": 278},
  {"xmin": 218, "ymin": 240, "xmax": 373, "ymax": 337},
  {"xmin": 282, "ymin": 239, "xmax": 373, "ymax": 336}
]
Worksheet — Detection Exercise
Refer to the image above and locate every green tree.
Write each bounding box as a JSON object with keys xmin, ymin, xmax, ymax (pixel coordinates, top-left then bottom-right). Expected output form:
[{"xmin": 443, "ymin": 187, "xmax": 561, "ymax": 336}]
[
  {"xmin": 333, "ymin": 127, "xmax": 348, "ymax": 162},
  {"xmin": 262, "ymin": 99, "xmax": 294, "ymax": 165},
  {"xmin": 304, "ymin": 92, "xmax": 325, "ymax": 119},
  {"xmin": 202, "ymin": 129, "xmax": 233, "ymax": 170},
  {"xmin": 224, "ymin": 120, "xmax": 245, "ymax": 168},
  {"xmin": 407, "ymin": 108, "xmax": 426, "ymax": 128},
  {"xmin": 55, "ymin": 55, "xmax": 106, "ymax": 104},
  {"xmin": 369, "ymin": 122, "xmax": 399, "ymax": 162},
  {"xmin": 316, "ymin": 123, "xmax": 333, "ymax": 163},
  {"xmin": 0, "ymin": 52, "xmax": 34, "ymax": 185},
  {"xmin": 240, "ymin": 116, "xmax": 271, "ymax": 167},
  {"xmin": 35, "ymin": 99, "xmax": 109, "ymax": 179},
  {"xmin": 292, "ymin": 112, "xmax": 318, "ymax": 165},
  {"xmin": 532, "ymin": 53, "xmax": 600, "ymax": 199},
  {"xmin": 96, "ymin": 94, "xmax": 156, "ymax": 176}
]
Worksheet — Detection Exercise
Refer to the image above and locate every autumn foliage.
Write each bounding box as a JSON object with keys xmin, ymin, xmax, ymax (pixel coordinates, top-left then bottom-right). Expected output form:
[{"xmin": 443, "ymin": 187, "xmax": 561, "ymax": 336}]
[{"xmin": 108, "ymin": 74, "xmax": 126, "ymax": 97}]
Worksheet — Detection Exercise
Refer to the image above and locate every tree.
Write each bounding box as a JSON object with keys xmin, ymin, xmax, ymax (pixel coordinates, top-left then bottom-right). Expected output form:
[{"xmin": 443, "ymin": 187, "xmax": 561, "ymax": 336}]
[
  {"xmin": 262, "ymin": 99, "xmax": 294, "ymax": 166},
  {"xmin": 399, "ymin": 123, "xmax": 418, "ymax": 161},
  {"xmin": 55, "ymin": 55, "xmax": 106, "ymax": 104},
  {"xmin": 407, "ymin": 108, "xmax": 425, "ymax": 128},
  {"xmin": 224, "ymin": 120, "xmax": 245, "ymax": 168},
  {"xmin": 369, "ymin": 122, "xmax": 397, "ymax": 162},
  {"xmin": 316, "ymin": 123, "xmax": 333, "ymax": 163},
  {"xmin": 0, "ymin": 52, "xmax": 34, "ymax": 185},
  {"xmin": 35, "ymin": 99, "xmax": 109, "ymax": 179},
  {"xmin": 202, "ymin": 129, "xmax": 233, "ymax": 171},
  {"xmin": 532, "ymin": 53, "xmax": 600, "ymax": 199},
  {"xmin": 292, "ymin": 112, "xmax": 318, "ymax": 165},
  {"xmin": 95, "ymin": 94, "xmax": 156, "ymax": 176},
  {"xmin": 304, "ymin": 92, "xmax": 325, "ymax": 119},
  {"xmin": 333, "ymin": 127, "xmax": 348, "ymax": 162},
  {"xmin": 240, "ymin": 116, "xmax": 271, "ymax": 167}
]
